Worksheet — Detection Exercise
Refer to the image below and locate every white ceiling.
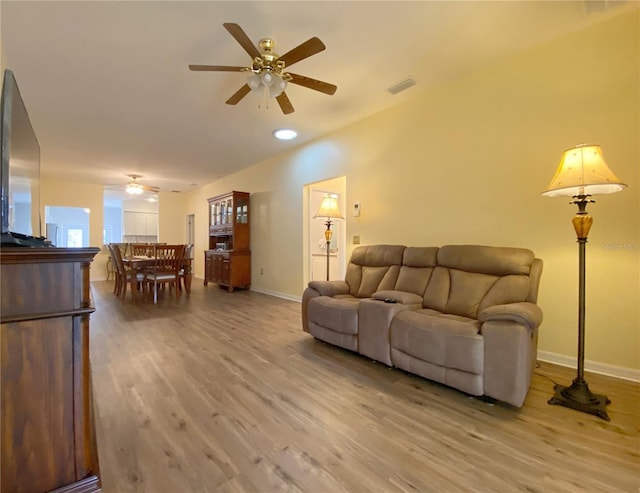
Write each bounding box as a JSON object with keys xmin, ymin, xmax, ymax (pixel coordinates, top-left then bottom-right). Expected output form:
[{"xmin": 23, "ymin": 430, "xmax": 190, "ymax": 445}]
[{"xmin": 1, "ymin": 1, "xmax": 634, "ymax": 194}]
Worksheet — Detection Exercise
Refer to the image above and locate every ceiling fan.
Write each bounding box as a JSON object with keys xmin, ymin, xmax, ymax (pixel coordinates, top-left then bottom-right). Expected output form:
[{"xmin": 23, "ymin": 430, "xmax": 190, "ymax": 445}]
[
  {"xmin": 121, "ymin": 175, "xmax": 159, "ymax": 196},
  {"xmin": 189, "ymin": 23, "xmax": 337, "ymax": 115}
]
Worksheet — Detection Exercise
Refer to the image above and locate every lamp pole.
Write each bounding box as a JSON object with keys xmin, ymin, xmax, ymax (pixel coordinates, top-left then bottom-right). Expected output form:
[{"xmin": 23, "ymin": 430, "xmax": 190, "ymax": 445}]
[
  {"xmin": 324, "ymin": 218, "xmax": 333, "ymax": 281},
  {"xmin": 547, "ymin": 195, "xmax": 610, "ymax": 420}
]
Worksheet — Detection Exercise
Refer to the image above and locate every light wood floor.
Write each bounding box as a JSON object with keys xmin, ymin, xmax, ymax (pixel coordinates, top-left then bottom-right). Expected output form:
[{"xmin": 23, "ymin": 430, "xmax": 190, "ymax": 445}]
[{"xmin": 89, "ymin": 280, "xmax": 639, "ymax": 493}]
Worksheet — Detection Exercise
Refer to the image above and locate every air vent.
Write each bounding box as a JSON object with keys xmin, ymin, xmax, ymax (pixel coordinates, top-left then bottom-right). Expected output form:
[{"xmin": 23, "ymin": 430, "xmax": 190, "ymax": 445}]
[
  {"xmin": 583, "ymin": 0, "xmax": 625, "ymax": 14},
  {"xmin": 387, "ymin": 77, "xmax": 416, "ymax": 95}
]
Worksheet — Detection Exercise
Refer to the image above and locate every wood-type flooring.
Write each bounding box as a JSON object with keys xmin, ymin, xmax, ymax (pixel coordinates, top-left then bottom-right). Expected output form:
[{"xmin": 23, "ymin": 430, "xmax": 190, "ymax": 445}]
[{"xmin": 89, "ymin": 280, "xmax": 639, "ymax": 493}]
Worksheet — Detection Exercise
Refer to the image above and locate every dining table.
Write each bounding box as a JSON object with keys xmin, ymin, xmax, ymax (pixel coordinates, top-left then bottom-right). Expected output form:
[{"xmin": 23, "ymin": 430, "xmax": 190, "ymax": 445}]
[{"xmin": 122, "ymin": 255, "xmax": 193, "ymax": 300}]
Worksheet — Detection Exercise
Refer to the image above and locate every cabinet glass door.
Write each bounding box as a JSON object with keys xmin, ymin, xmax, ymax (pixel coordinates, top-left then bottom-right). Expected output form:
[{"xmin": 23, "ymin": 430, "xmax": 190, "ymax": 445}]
[
  {"xmin": 213, "ymin": 202, "xmax": 220, "ymax": 225},
  {"xmin": 236, "ymin": 199, "xmax": 248, "ymax": 223},
  {"xmin": 226, "ymin": 199, "xmax": 233, "ymax": 224}
]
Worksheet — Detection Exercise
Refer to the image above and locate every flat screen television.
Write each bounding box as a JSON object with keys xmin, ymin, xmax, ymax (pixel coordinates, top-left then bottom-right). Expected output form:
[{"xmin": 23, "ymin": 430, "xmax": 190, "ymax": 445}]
[{"xmin": 0, "ymin": 68, "xmax": 45, "ymax": 246}]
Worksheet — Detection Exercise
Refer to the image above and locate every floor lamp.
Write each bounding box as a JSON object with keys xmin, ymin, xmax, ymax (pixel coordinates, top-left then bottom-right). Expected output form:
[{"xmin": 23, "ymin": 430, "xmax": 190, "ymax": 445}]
[
  {"xmin": 541, "ymin": 144, "xmax": 627, "ymax": 421},
  {"xmin": 313, "ymin": 195, "xmax": 344, "ymax": 281}
]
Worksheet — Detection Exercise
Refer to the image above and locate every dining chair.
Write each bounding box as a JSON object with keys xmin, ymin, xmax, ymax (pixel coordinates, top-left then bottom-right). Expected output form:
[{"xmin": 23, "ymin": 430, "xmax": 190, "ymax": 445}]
[
  {"xmin": 178, "ymin": 243, "xmax": 193, "ymax": 291},
  {"xmin": 131, "ymin": 243, "xmax": 151, "ymax": 257},
  {"xmin": 144, "ymin": 244, "xmax": 186, "ymax": 304},
  {"xmin": 107, "ymin": 243, "xmax": 130, "ymax": 284},
  {"xmin": 107, "ymin": 244, "xmax": 120, "ymax": 295},
  {"xmin": 111, "ymin": 243, "xmax": 146, "ymax": 302}
]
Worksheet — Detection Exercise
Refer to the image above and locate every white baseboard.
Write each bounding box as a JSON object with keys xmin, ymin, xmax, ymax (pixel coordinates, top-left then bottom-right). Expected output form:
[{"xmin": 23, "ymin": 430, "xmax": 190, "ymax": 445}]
[
  {"xmin": 537, "ymin": 350, "xmax": 640, "ymax": 382},
  {"xmin": 190, "ymin": 277, "xmax": 301, "ymax": 302},
  {"xmin": 250, "ymin": 286, "xmax": 302, "ymax": 303}
]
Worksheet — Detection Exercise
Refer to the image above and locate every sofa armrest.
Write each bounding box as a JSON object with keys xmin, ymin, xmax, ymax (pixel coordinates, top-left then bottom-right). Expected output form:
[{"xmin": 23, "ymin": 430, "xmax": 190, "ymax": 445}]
[
  {"xmin": 307, "ymin": 280, "xmax": 350, "ymax": 297},
  {"xmin": 478, "ymin": 302, "xmax": 543, "ymax": 330}
]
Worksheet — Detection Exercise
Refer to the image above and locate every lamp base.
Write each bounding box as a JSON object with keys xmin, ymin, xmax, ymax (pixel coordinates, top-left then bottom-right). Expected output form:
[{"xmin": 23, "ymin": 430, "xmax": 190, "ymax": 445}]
[{"xmin": 548, "ymin": 378, "xmax": 611, "ymax": 421}]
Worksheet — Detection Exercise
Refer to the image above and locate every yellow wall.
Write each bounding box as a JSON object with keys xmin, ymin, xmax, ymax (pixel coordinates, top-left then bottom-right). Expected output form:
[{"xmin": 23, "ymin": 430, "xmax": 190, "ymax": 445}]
[
  {"xmin": 37, "ymin": 10, "xmax": 638, "ymax": 371},
  {"xmin": 157, "ymin": 191, "xmax": 189, "ymax": 244}
]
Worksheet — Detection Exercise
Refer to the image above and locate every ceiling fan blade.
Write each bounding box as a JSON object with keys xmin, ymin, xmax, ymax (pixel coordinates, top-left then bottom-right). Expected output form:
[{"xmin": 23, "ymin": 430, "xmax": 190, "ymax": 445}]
[
  {"xmin": 189, "ymin": 65, "xmax": 246, "ymax": 72},
  {"xmin": 287, "ymin": 73, "xmax": 337, "ymax": 95},
  {"xmin": 142, "ymin": 185, "xmax": 160, "ymax": 193},
  {"xmin": 278, "ymin": 37, "xmax": 326, "ymax": 67},
  {"xmin": 276, "ymin": 92, "xmax": 295, "ymax": 115},
  {"xmin": 226, "ymin": 84, "xmax": 251, "ymax": 105},
  {"xmin": 223, "ymin": 23, "xmax": 260, "ymax": 59}
]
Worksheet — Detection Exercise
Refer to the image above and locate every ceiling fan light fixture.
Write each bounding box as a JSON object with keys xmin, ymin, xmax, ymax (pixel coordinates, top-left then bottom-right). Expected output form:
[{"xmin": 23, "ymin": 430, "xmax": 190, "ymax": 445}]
[
  {"xmin": 261, "ymin": 70, "xmax": 275, "ymax": 87},
  {"xmin": 270, "ymin": 78, "xmax": 287, "ymax": 98},
  {"xmin": 247, "ymin": 70, "xmax": 288, "ymax": 99},
  {"xmin": 126, "ymin": 182, "xmax": 144, "ymax": 195},
  {"xmin": 247, "ymin": 73, "xmax": 262, "ymax": 92}
]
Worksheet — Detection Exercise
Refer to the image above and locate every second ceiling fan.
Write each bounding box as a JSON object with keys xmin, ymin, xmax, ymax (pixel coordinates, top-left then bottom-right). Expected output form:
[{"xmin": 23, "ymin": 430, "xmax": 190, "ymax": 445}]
[{"xmin": 189, "ymin": 23, "xmax": 337, "ymax": 115}]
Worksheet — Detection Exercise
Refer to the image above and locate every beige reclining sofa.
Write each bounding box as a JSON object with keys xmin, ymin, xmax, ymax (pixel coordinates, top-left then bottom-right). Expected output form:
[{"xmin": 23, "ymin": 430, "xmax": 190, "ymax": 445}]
[{"xmin": 302, "ymin": 244, "xmax": 543, "ymax": 407}]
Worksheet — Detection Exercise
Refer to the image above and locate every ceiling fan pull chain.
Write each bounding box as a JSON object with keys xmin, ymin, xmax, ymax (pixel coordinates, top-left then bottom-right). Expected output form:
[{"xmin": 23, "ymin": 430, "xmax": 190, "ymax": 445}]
[{"xmin": 257, "ymin": 85, "xmax": 269, "ymax": 110}]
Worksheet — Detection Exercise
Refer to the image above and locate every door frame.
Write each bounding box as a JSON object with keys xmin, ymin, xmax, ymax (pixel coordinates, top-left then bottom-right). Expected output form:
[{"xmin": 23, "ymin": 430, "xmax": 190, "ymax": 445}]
[{"xmin": 304, "ymin": 177, "xmax": 346, "ymax": 288}]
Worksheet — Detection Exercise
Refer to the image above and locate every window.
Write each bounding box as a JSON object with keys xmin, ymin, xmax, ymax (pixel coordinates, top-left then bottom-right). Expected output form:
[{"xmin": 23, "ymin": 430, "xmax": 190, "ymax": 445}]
[
  {"xmin": 66, "ymin": 227, "xmax": 84, "ymax": 247},
  {"xmin": 44, "ymin": 206, "xmax": 90, "ymax": 247}
]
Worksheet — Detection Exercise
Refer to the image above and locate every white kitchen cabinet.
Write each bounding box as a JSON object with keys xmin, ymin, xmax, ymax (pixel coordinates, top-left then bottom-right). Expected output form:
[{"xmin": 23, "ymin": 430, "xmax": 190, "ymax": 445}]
[
  {"xmin": 123, "ymin": 211, "xmax": 157, "ymax": 236},
  {"xmin": 144, "ymin": 213, "xmax": 157, "ymax": 235}
]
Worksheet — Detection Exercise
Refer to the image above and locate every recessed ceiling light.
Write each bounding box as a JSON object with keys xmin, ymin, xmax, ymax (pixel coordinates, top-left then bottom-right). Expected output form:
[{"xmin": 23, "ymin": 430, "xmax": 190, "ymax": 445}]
[{"xmin": 273, "ymin": 128, "xmax": 298, "ymax": 141}]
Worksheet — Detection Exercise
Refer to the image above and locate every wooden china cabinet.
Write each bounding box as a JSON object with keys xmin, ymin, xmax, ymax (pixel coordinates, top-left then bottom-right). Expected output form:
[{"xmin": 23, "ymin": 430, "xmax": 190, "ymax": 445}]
[{"xmin": 204, "ymin": 191, "xmax": 251, "ymax": 291}]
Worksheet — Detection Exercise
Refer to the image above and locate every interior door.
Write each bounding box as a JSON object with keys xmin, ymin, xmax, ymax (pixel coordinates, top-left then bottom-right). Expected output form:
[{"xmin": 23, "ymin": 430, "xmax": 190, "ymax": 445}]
[{"xmin": 186, "ymin": 214, "xmax": 194, "ymax": 245}]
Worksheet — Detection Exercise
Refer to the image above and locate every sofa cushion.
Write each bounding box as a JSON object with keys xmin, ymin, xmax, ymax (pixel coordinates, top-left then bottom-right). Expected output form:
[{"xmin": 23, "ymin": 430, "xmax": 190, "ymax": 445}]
[
  {"xmin": 392, "ymin": 247, "xmax": 438, "ymax": 296},
  {"xmin": 307, "ymin": 295, "xmax": 360, "ymax": 335},
  {"xmin": 356, "ymin": 265, "xmax": 400, "ymax": 298},
  {"xmin": 345, "ymin": 245, "xmax": 405, "ymax": 297},
  {"xmin": 390, "ymin": 309, "xmax": 483, "ymax": 375},
  {"xmin": 422, "ymin": 245, "xmax": 535, "ymax": 318},
  {"xmin": 437, "ymin": 245, "xmax": 535, "ymax": 276}
]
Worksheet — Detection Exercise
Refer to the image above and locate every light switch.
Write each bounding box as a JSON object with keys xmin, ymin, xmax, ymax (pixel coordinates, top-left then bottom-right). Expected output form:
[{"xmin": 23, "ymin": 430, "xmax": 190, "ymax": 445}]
[{"xmin": 353, "ymin": 202, "xmax": 361, "ymax": 217}]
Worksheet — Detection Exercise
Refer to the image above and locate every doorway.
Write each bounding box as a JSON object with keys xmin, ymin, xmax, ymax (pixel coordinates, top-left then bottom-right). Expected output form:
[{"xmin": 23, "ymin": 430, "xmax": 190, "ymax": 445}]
[
  {"xmin": 306, "ymin": 177, "xmax": 346, "ymax": 285},
  {"xmin": 186, "ymin": 214, "xmax": 195, "ymax": 245}
]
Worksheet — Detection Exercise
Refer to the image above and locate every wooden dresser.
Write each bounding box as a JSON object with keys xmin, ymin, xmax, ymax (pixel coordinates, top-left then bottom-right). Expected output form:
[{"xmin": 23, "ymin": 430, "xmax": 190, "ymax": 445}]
[{"xmin": 1, "ymin": 247, "xmax": 101, "ymax": 493}]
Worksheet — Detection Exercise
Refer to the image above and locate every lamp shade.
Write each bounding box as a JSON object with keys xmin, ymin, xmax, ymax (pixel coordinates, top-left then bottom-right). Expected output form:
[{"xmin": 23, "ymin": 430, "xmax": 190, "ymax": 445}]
[
  {"xmin": 247, "ymin": 73, "xmax": 262, "ymax": 92},
  {"xmin": 313, "ymin": 196, "xmax": 344, "ymax": 220},
  {"xmin": 541, "ymin": 144, "xmax": 627, "ymax": 197}
]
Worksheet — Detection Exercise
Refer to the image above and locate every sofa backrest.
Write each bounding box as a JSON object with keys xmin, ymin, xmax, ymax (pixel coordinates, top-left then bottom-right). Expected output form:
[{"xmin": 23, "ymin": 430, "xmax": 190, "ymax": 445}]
[
  {"xmin": 345, "ymin": 245, "xmax": 405, "ymax": 297},
  {"xmin": 394, "ymin": 247, "xmax": 439, "ymax": 296},
  {"xmin": 423, "ymin": 245, "xmax": 538, "ymax": 319}
]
